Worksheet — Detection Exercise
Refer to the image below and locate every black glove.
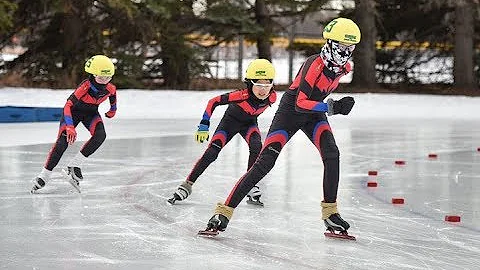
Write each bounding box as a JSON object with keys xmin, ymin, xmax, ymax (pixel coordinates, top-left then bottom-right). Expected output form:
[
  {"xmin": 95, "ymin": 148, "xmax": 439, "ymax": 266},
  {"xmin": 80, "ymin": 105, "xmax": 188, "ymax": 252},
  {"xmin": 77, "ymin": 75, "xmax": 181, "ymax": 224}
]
[{"xmin": 327, "ymin": 96, "xmax": 355, "ymax": 116}]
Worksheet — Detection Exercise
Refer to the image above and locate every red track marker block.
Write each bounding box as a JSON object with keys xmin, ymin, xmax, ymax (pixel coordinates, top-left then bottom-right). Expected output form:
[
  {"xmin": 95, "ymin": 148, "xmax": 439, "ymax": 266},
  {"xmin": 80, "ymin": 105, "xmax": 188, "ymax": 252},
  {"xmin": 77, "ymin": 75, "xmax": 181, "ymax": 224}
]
[
  {"xmin": 368, "ymin": 171, "xmax": 378, "ymax": 176},
  {"xmin": 445, "ymin": 215, "xmax": 461, "ymax": 222},
  {"xmin": 367, "ymin": 181, "xmax": 378, "ymax": 187},
  {"xmin": 394, "ymin": 160, "xmax": 406, "ymax": 165},
  {"xmin": 477, "ymin": 147, "xmax": 480, "ymax": 152},
  {"xmin": 428, "ymin": 153, "xmax": 438, "ymax": 159},
  {"xmin": 391, "ymin": 198, "xmax": 404, "ymax": 204}
]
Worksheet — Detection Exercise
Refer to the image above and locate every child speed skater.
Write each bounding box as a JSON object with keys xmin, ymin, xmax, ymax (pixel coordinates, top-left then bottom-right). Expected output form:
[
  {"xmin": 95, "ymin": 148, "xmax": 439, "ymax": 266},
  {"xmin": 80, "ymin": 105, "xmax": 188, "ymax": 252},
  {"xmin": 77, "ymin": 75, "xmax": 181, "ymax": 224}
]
[
  {"xmin": 168, "ymin": 59, "xmax": 277, "ymax": 207},
  {"xmin": 31, "ymin": 55, "xmax": 117, "ymax": 194}
]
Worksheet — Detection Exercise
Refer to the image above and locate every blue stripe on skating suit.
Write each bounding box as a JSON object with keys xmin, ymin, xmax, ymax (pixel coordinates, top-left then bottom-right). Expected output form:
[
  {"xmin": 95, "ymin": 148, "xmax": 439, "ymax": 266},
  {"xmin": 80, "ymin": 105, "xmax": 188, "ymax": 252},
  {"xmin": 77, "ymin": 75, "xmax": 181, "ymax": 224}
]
[
  {"xmin": 202, "ymin": 111, "xmax": 210, "ymax": 121},
  {"xmin": 312, "ymin": 102, "xmax": 328, "ymax": 112},
  {"xmin": 90, "ymin": 83, "xmax": 99, "ymax": 93},
  {"xmin": 110, "ymin": 104, "xmax": 117, "ymax": 111},
  {"xmin": 264, "ymin": 130, "xmax": 288, "ymax": 147},
  {"xmin": 64, "ymin": 115, "xmax": 73, "ymax": 126}
]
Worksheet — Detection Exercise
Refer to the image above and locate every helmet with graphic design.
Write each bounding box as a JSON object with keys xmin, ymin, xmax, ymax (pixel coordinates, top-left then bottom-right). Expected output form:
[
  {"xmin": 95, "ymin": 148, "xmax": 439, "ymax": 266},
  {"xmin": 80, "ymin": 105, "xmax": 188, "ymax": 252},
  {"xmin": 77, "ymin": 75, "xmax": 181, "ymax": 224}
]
[
  {"xmin": 322, "ymin": 17, "xmax": 361, "ymax": 45},
  {"xmin": 84, "ymin": 55, "xmax": 115, "ymax": 76},
  {"xmin": 245, "ymin": 59, "xmax": 276, "ymax": 80},
  {"xmin": 322, "ymin": 18, "xmax": 361, "ymax": 66}
]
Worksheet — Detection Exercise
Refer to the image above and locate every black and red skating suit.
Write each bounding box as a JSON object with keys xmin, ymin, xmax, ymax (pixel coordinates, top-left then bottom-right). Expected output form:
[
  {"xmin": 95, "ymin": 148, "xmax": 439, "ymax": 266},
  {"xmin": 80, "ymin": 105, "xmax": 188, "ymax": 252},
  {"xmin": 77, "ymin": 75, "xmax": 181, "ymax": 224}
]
[
  {"xmin": 44, "ymin": 78, "xmax": 117, "ymax": 170},
  {"xmin": 186, "ymin": 88, "xmax": 277, "ymax": 184},
  {"xmin": 224, "ymin": 54, "xmax": 351, "ymax": 207}
]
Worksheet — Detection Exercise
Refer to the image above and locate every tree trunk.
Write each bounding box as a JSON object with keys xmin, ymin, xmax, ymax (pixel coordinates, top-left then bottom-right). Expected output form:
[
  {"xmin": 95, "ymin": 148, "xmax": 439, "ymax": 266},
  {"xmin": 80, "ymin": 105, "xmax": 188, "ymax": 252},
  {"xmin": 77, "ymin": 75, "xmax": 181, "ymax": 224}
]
[
  {"xmin": 352, "ymin": 0, "xmax": 377, "ymax": 89},
  {"xmin": 454, "ymin": 0, "xmax": 475, "ymax": 90},
  {"xmin": 254, "ymin": 0, "xmax": 272, "ymax": 60}
]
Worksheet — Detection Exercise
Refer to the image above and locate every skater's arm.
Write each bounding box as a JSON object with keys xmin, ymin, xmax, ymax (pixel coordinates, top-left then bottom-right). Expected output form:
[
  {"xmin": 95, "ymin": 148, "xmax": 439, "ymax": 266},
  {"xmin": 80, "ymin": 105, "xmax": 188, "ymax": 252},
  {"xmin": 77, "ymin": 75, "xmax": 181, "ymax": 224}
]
[
  {"xmin": 294, "ymin": 57, "xmax": 329, "ymax": 113},
  {"xmin": 105, "ymin": 84, "xmax": 117, "ymax": 118},
  {"xmin": 63, "ymin": 80, "xmax": 90, "ymax": 125},
  {"xmin": 201, "ymin": 89, "xmax": 249, "ymax": 122}
]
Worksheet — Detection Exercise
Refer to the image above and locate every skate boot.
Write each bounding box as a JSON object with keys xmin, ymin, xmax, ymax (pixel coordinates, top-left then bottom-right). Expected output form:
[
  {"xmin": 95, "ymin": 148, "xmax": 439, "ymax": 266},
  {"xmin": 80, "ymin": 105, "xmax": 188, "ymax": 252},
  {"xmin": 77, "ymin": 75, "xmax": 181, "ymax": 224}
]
[
  {"xmin": 31, "ymin": 177, "xmax": 47, "ymax": 194},
  {"xmin": 322, "ymin": 201, "xmax": 355, "ymax": 240},
  {"xmin": 246, "ymin": 185, "xmax": 264, "ymax": 206},
  {"xmin": 167, "ymin": 180, "xmax": 193, "ymax": 205},
  {"xmin": 198, "ymin": 203, "xmax": 234, "ymax": 236},
  {"xmin": 62, "ymin": 167, "xmax": 82, "ymax": 193},
  {"xmin": 30, "ymin": 168, "xmax": 52, "ymax": 194}
]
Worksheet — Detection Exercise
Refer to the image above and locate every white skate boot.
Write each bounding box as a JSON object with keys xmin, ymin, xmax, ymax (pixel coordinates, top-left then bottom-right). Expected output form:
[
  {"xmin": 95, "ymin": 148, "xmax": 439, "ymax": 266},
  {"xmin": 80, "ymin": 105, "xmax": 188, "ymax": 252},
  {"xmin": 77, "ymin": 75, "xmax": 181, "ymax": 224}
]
[
  {"xmin": 246, "ymin": 185, "xmax": 263, "ymax": 206},
  {"xmin": 31, "ymin": 168, "xmax": 52, "ymax": 194}
]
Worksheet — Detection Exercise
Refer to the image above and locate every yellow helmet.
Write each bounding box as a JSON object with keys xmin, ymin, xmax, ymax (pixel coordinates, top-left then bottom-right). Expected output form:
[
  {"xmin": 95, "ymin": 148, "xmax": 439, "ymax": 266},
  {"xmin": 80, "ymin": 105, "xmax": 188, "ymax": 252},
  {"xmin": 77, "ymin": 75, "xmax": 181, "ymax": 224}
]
[
  {"xmin": 322, "ymin": 17, "xmax": 361, "ymax": 45},
  {"xmin": 84, "ymin": 55, "xmax": 115, "ymax": 76},
  {"xmin": 245, "ymin": 59, "xmax": 275, "ymax": 80}
]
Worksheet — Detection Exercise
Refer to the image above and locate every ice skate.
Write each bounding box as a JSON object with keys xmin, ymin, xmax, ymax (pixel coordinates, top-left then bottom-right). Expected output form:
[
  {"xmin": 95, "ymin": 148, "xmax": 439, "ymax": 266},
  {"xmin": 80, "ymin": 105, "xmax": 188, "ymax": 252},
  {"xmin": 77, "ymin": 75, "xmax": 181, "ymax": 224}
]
[
  {"xmin": 30, "ymin": 177, "xmax": 46, "ymax": 194},
  {"xmin": 62, "ymin": 167, "xmax": 82, "ymax": 193},
  {"xmin": 323, "ymin": 213, "xmax": 355, "ymax": 240},
  {"xmin": 198, "ymin": 215, "xmax": 223, "ymax": 236},
  {"xmin": 167, "ymin": 181, "xmax": 192, "ymax": 205},
  {"xmin": 198, "ymin": 203, "xmax": 233, "ymax": 237},
  {"xmin": 246, "ymin": 185, "xmax": 264, "ymax": 206},
  {"xmin": 321, "ymin": 201, "xmax": 355, "ymax": 240},
  {"xmin": 30, "ymin": 168, "xmax": 52, "ymax": 194}
]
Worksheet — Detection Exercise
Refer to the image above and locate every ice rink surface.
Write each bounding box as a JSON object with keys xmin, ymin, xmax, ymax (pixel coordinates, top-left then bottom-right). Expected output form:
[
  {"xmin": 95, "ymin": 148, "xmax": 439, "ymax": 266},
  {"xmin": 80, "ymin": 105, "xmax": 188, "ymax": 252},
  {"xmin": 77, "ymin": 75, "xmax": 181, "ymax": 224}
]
[{"xmin": 1, "ymin": 117, "xmax": 480, "ymax": 270}]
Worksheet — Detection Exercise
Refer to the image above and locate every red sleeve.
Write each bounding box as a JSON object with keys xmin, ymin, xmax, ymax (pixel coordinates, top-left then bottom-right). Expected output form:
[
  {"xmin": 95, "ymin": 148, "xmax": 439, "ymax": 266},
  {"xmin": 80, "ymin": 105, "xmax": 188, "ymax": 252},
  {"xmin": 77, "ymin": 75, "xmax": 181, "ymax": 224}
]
[
  {"xmin": 202, "ymin": 89, "xmax": 249, "ymax": 121},
  {"xmin": 63, "ymin": 80, "xmax": 90, "ymax": 126},
  {"xmin": 295, "ymin": 57, "xmax": 329, "ymax": 113},
  {"xmin": 106, "ymin": 83, "xmax": 117, "ymax": 111}
]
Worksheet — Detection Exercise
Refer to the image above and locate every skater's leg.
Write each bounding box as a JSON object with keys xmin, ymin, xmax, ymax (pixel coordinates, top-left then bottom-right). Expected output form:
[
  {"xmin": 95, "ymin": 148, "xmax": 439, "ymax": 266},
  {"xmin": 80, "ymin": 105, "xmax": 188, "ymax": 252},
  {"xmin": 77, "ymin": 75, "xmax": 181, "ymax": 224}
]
[
  {"xmin": 186, "ymin": 131, "xmax": 228, "ymax": 184},
  {"xmin": 241, "ymin": 126, "xmax": 264, "ymax": 205},
  {"xmin": 32, "ymin": 119, "xmax": 74, "ymax": 192},
  {"xmin": 304, "ymin": 120, "xmax": 348, "ymax": 232},
  {"xmin": 44, "ymin": 130, "xmax": 70, "ymax": 171},
  {"xmin": 225, "ymin": 109, "xmax": 301, "ymax": 208},
  {"xmin": 170, "ymin": 118, "xmax": 238, "ymax": 204},
  {"xmin": 203, "ymin": 97, "xmax": 305, "ymax": 231},
  {"xmin": 186, "ymin": 117, "xmax": 237, "ymax": 184},
  {"xmin": 241, "ymin": 125, "xmax": 262, "ymax": 169},
  {"xmin": 62, "ymin": 115, "xmax": 105, "ymax": 192},
  {"xmin": 224, "ymin": 136, "xmax": 285, "ymax": 208},
  {"xmin": 80, "ymin": 115, "xmax": 106, "ymax": 158}
]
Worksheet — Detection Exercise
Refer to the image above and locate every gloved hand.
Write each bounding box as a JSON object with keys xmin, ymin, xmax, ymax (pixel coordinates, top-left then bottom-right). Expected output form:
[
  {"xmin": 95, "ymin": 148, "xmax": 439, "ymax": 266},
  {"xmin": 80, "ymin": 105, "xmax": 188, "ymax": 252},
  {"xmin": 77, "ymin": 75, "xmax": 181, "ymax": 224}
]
[
  {"xmin": 105, "ymin": 110, "xmax": 116, "ymax": 118},
  {"xmin": 65, "ymin": 126, "xmax": 77, "ymax": 145},
  {"xmin": 327, "ymin": 96, "xmax": 355, "ymax": 116},
  {"xmin": 195, "ymin": 120, "xmax": 210, "ymax": 143},
  {"xmin": 206, "ymin": 203, "xmax": 234, "ymax": 232}
]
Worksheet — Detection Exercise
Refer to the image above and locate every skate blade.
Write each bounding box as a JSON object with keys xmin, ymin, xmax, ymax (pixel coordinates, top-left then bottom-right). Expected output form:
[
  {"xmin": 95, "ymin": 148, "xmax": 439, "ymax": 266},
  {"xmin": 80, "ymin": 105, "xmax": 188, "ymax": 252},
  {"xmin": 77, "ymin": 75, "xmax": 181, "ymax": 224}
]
[
  {"xmin": 246, "ymin": 198, "xmax": 264, "ymax": 207},
  {"xmin": 61, "ymin": 169, "xmax": 81, "ymax": 193},
  {"xmin": 167, "ymin": 197, "xmax": 176, "ymax": 205},
  {"xmin": 197, "ymin": 229, "xmax": 219, "ymax": 237},
  {"xmin": 324, "ymin": 231, "xmax": 356, "ymax": 241}
]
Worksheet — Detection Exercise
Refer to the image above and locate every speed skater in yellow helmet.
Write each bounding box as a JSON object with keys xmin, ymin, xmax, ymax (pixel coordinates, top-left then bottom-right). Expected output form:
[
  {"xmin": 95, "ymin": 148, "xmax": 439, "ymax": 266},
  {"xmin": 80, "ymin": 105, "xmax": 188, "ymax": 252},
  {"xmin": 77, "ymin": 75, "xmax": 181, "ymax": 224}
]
[
  {"xmin": 321, "ymin": 18, "xmax": 361, "ymax": 67},
  {"xmin": 244, "ymin": 59, "xmax": 276, "ymax": 100},
  {"xmin": 84, "ymin": 55, "xmax": 115, "ymax": 77}
]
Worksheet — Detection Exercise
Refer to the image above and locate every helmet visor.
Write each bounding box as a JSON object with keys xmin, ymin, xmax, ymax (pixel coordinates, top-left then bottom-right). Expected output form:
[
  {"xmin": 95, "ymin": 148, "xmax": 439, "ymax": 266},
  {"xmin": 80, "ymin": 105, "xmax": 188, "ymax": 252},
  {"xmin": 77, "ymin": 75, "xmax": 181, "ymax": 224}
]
[
  {"xmin": 251, "ymin": 80, "xmax": 273, "ymax": 88},
  {"xmin": 94, "ymin": 75, "xmax": 112, "ymax": 84}
]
